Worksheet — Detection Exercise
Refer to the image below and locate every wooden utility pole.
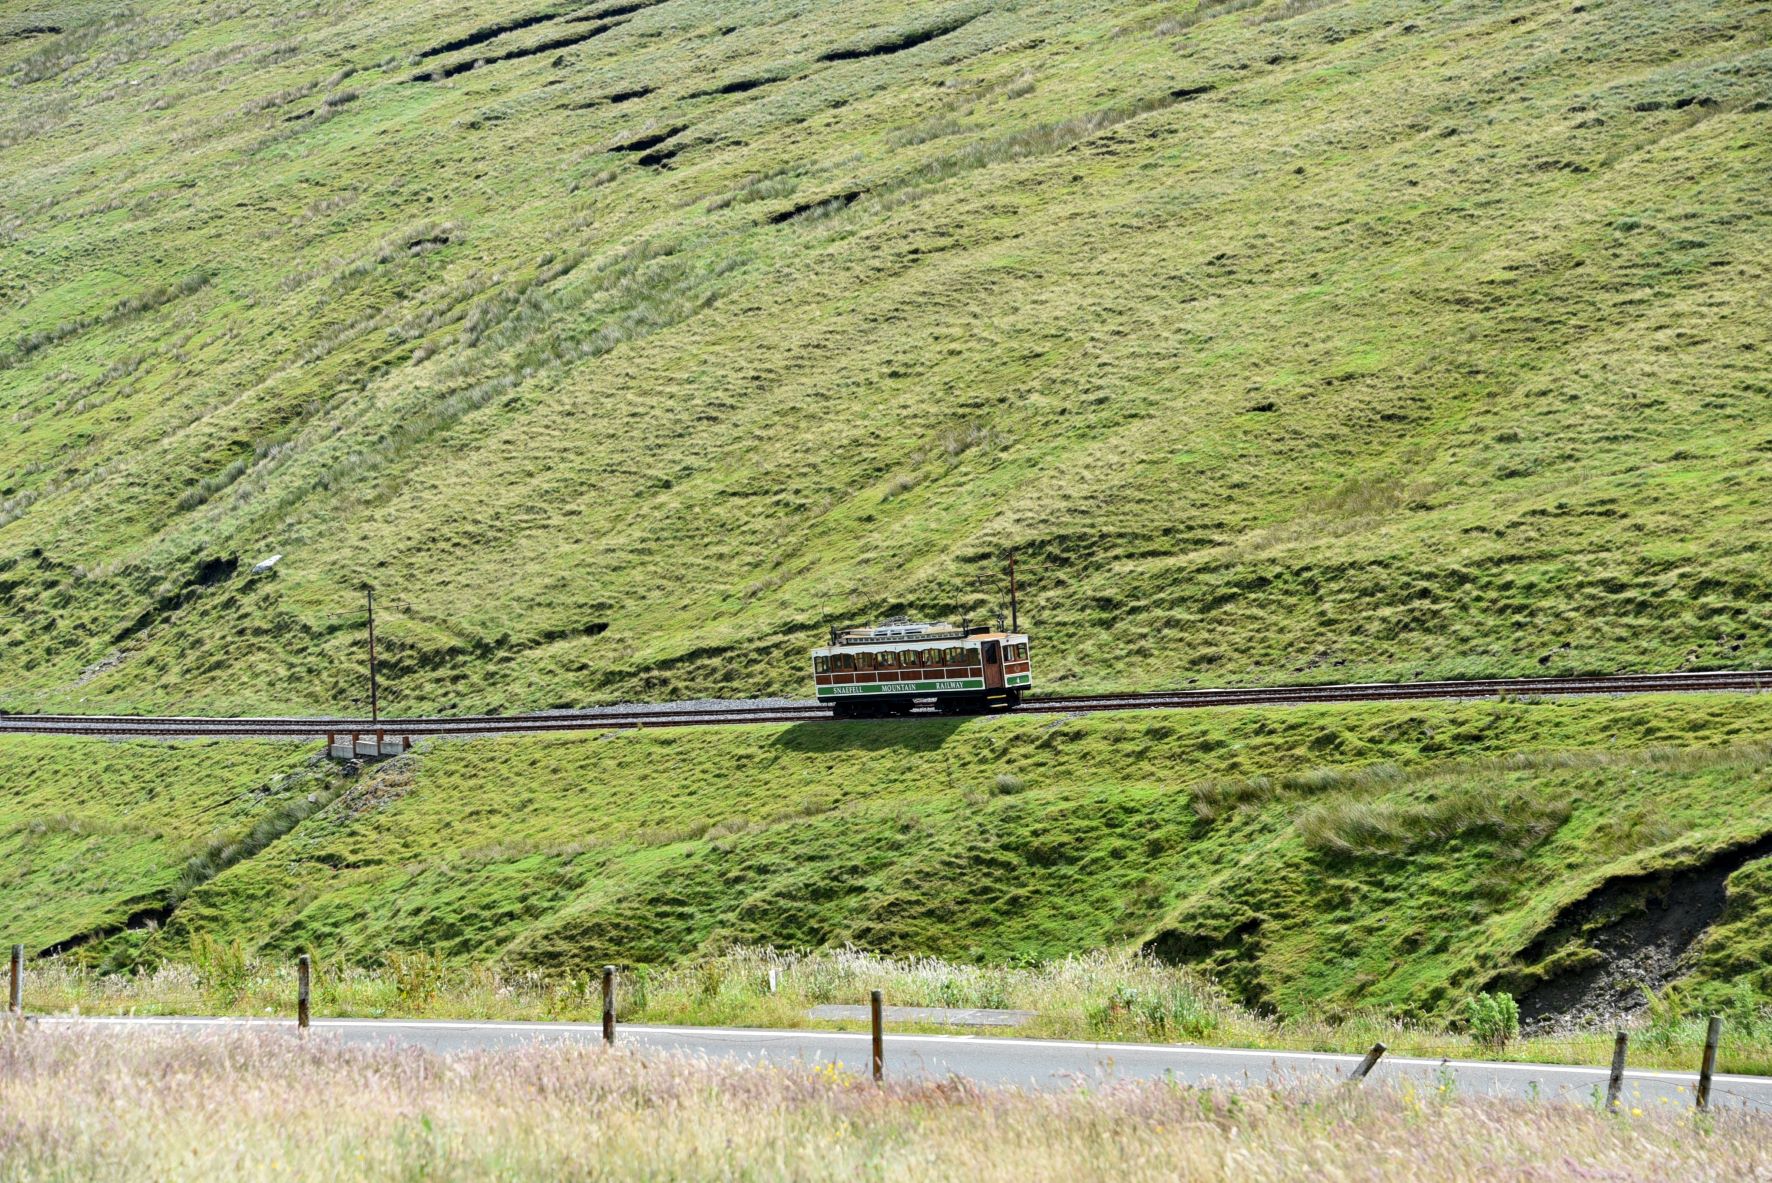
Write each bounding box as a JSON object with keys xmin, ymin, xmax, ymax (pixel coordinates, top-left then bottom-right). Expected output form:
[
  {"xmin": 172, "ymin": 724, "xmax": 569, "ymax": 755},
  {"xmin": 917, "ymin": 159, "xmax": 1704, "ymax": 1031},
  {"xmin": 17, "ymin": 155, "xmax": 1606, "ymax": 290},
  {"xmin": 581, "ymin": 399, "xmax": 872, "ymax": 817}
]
[
  {"xmin": 366, "ymin": 585, "xmax": 379, "ymax": 723},
  {"xmin": 1007, "ymin": 550, "xmax": 1018, "ymax": 633}
]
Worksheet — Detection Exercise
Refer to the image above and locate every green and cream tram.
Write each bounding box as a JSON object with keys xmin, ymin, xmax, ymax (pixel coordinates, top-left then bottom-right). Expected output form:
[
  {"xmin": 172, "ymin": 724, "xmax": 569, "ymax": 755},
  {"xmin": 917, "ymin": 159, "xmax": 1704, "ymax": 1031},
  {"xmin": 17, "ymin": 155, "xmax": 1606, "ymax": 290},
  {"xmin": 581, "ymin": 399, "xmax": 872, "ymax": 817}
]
[{"xmin": 812, "ymin": 618, "xmax": 1031, "ymax": 717}]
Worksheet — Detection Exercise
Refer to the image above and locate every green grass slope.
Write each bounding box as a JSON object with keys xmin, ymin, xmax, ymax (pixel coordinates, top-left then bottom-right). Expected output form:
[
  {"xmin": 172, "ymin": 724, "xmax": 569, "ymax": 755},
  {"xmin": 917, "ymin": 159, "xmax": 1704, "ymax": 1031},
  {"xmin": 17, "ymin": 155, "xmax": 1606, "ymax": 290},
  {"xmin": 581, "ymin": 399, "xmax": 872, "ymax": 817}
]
[
  {"xmin": 1, "ymin": 0, "xmax": 1769, "ymax": 714},
  {"xmin": 0, "ymin": 738, "xmax": 332, "ymax": 953},
  {"xmin": 8, "ymin": 695, "xmax": 1771, "ymax": 1020}
]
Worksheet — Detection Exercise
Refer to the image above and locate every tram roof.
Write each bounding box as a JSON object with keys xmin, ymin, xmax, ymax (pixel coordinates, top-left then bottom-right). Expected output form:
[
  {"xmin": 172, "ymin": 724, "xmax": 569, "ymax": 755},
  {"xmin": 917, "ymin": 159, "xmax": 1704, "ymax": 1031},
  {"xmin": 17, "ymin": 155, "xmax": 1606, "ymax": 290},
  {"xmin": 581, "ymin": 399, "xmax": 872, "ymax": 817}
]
[{"xmin": 813, "ymin": 630, "xmax": 1027, "ymax": 656}]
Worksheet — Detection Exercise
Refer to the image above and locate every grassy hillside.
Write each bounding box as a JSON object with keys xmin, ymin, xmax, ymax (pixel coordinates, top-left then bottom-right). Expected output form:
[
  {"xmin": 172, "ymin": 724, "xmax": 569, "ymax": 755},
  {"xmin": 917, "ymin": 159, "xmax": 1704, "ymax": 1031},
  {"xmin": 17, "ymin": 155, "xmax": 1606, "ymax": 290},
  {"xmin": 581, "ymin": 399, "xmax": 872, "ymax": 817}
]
[
  {"xmin": 7, "ymin": 695, "xmax": 1772, "ymax": 1022},
  {"xmin": 1, "ymin": 0, "xmax": 1769, "ymax": 714}
]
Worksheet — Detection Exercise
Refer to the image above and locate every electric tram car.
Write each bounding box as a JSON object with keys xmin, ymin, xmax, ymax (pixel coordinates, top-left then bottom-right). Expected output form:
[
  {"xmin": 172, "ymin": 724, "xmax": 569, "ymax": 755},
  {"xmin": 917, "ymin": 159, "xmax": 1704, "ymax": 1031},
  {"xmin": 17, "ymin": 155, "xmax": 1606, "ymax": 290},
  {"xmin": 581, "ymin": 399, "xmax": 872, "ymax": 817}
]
[{"xmin": 811, "ymin": 618, "xmax": 1031, "ymax": 717}]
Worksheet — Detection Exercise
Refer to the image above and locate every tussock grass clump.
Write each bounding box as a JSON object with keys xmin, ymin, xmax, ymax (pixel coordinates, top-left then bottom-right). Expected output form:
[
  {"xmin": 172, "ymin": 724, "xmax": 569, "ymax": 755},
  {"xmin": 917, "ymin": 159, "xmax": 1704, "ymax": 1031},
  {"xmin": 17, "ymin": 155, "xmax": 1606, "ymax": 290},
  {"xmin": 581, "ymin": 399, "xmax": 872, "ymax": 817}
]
[
  {"xmin": 1295, "ymin": 786, "xmax": 1574, "ymax": 857},
  {"xmin": 870, "ymin": 89, "xmax": 1192, "ymax": 205},
  {"xmin": 705, "ymin": 169, "xmax": 800, "ymax": 211},
  {"xmin": 1250, "ymin": 0, "xmax": 1346, "ymax": 24},
  {"xmin": 13, "ymin": 812, "xmax": 141, "ymax": 839},
  {"xmin": 1, "ymin": 1025, "xmax": 1768, "ymax": 1181},
  {"xmin": 237, "ymin": 81, "xmax": 318, "ymax": 115},
  {"xmin": 1191, "ymin": 739, "xmax": 1772, "ymax": 823},
  {"xmin": 174, "ymin": 773, "xmax": 346, "ymax": 900},
  {"xmin": 5, "ymin": 272, "xmax": 208, "ymax": 367},
  {"xmin": 5, "ymin": 13, "xmax": 177, "ymax": 86},
  {"xmin": 1154, "ymin": 0, "xmax": 1265, "ymax": 36},
  {"xmin": 631, "ymin": 947, "xmax": 1244, "ymax": 1040}
]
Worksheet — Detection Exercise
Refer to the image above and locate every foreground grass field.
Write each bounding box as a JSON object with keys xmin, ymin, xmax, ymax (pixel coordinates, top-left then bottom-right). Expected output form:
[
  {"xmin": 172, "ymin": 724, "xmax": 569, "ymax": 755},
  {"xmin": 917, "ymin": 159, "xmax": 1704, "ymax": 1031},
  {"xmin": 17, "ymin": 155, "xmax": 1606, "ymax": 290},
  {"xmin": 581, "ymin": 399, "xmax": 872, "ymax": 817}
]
[
  {"xmin": 5, "ymin": 694, "xmax": 1772, "ymax": 1027},
  {"xmin": 1, "ymin": 1026, "xmax": 1767, "ymax": 1182},
  {"xmin": 2, "ymin": 0, "xmax": 1770, "ymax": 714}
]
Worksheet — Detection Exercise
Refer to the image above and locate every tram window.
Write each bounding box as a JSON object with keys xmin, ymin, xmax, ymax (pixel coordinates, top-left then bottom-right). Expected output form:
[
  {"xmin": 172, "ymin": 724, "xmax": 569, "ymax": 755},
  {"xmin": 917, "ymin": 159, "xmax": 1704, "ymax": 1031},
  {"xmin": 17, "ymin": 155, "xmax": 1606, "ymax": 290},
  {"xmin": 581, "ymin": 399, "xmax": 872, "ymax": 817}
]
[
  {"xmin": 901, "ymin": 649, "xmax": 918, "ymax": 667},
  {"xmin": 836, "ymin": 653, "xmax": 854, "ymax": 672},
  {"xmin": 814, "ymin": 656, "xmax": 829, "ymax": 673},
  {"xmin": 944, "ymin": 646, "xmax": 963, "ymax": 663},
  {"xmin": 920, "ymin": 648, "xmax": 938, "ymax": 666},
  {"xmin": 965, "ymin": 648, "xmax": 980, "ymax": 665},
  {"xmin": 857, "ymin": 651, "xmax": 875, "ymax": 670},
  {"xmin": 877, "ymin": 650, "xmax": 897, "ymax": 669}
]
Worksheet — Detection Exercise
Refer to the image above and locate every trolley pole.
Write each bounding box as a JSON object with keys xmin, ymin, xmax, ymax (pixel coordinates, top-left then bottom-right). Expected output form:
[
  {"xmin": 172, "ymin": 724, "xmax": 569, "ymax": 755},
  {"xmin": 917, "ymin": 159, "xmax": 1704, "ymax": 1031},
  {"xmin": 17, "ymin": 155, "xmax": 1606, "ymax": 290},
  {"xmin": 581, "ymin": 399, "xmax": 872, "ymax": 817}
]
[{"xmin": 365, "ymin": 585, "xmax": 379, "ymax": 724}]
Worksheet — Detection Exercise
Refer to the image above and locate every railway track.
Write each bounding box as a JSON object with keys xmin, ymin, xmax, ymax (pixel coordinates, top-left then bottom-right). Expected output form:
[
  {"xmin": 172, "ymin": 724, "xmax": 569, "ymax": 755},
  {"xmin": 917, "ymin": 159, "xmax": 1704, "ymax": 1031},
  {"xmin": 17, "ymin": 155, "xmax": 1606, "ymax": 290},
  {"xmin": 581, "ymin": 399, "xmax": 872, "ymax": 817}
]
[{"xmin": 0, "ymin": 670, "xmax": 1766, "ymax": 740}]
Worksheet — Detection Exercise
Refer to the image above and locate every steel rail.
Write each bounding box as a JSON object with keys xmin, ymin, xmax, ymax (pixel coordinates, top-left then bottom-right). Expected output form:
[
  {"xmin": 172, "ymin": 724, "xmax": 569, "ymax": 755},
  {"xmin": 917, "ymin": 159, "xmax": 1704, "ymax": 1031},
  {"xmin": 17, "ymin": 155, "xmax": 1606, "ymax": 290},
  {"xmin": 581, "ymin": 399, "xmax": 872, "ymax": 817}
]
[
  {"xmin": 1031, "ymin": 671, "xmax": 1770, "ymax": 711},
  {"xmin": 0, "ymin": 702, "xmax": 822, "ymax": 728},
  {"xmin": 0, "ymin": 708, "xmax": 832, "ymax": 738},
  {"xmin": 1038, "ymin": 670, "xmax": 1766, "ymax": 703},
  {"xmin": 0, "ymin": 670, "xmax": 1764, "ymax": 739}
]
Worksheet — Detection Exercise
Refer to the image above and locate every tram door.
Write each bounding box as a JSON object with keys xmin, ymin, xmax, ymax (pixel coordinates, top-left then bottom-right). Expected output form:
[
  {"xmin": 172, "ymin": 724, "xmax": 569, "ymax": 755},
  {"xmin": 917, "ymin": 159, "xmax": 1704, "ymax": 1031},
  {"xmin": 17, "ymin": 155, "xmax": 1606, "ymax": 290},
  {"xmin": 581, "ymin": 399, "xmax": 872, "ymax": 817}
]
[{"xmin": 981, "ymin": 640, "xmax": 1005, "ymax": 689}]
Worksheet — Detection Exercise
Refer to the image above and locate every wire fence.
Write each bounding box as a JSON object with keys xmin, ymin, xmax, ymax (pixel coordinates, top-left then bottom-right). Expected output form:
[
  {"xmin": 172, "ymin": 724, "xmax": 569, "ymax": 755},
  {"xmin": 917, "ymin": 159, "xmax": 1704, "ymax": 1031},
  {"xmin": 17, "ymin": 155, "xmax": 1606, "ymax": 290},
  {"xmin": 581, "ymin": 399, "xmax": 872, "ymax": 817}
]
[{"xmin": 5, "ymin": 945, "xmax": 1763, "ymax": 1109}]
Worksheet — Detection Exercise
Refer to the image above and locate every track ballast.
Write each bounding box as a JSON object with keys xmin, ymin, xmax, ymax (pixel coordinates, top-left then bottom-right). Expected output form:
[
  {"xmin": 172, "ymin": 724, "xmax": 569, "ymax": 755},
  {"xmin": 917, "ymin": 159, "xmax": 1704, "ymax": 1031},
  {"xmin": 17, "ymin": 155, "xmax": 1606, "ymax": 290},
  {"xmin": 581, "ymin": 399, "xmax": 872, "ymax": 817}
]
[{"xmin": 0, "ymin": 670, "xmax": 1766, "ymax": 740}]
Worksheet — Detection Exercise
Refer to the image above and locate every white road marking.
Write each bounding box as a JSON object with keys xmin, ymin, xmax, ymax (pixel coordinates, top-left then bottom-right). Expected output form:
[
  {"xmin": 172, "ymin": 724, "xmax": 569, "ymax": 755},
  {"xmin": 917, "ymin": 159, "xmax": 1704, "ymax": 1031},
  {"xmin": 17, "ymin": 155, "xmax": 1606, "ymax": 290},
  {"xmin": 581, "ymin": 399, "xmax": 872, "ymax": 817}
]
[{"xmin": 36, "ymin": 1015, "xmax": 1767, "ymax": 1088}]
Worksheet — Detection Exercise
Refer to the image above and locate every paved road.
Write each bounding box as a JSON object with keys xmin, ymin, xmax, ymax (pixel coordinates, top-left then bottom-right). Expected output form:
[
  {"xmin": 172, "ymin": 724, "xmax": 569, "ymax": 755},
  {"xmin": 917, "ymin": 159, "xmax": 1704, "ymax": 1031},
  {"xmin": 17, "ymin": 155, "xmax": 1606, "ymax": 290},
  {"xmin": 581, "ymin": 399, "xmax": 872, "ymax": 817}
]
[{"xmin": 38, "ymin": 1015, "xmax": 1772, "ymax": 1111}]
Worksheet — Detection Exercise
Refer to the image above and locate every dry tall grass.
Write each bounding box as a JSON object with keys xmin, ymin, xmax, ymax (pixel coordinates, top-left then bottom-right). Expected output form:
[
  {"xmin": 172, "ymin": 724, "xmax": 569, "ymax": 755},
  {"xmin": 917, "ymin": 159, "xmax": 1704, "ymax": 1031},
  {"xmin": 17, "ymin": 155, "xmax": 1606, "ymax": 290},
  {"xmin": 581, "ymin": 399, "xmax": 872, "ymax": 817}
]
[{"xmin": 0, "ymin": 1024, "xmax": 1765, "ymax": 1182}]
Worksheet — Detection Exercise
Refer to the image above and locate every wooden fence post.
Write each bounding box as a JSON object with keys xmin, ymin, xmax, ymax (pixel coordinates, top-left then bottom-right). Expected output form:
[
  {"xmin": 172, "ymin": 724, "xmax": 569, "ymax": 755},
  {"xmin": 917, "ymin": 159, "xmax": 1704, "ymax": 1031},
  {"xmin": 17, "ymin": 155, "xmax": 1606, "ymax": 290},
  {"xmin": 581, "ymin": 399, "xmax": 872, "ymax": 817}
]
[
  {"xmin": 297, "ymin": 954, "xmax": 311, "ymax": 1032},
  {"xmin": 1697, "ymin": 1015, "xmax": 1723, "ymax": 1112},
  {"xmin": 602, "ymin": 965, "xmax": 616, "ymax": 1045},
  {"xmin": 1350, "ymin": 1042, "xmax": 1387, "ymax": 1082},
  {"xmin": 1605, "ymin": 1030, "xmax": 1628, "ymax": 1111},
  {"xmin": 8, "ymin": 944, "xmax": 20, "ymax": 1016},
  {"xmin": 870, "ymin": 989, "xmax": 884, "ymax": 1084}
]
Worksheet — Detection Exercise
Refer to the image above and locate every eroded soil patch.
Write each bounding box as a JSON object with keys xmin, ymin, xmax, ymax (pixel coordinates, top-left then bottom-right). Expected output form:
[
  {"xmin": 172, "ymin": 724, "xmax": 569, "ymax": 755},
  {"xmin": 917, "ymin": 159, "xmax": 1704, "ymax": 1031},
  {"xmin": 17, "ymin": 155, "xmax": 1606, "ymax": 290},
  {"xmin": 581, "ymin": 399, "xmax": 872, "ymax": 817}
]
[
  {"xmin": 418, "ymin": 10, "xmax": 567, "ymax": 59},
  {"xmin": 568, "ymin": 0, "xmax": 669, "ymax": 20},
  {"xmin": 414, "ymin": 19, "xmax": 625, "ymax": 81},
  {"xmin": 767, "ymin": 189, "xmax": 864, "ymax": 224},
  {"xmin": 689, "ymin": 74, "xmax": 787, "ymax": 98},
  {"xmin": 1511, "ymin": 833, "xmax": 1772, "ymax": 1028},
  {"xmin": 610, "ymin": 123, "xmax": 687, "ymax": 152},
  {"xmin": 819, "ymin": 13, "xmax": 981, "ymax": 63}
]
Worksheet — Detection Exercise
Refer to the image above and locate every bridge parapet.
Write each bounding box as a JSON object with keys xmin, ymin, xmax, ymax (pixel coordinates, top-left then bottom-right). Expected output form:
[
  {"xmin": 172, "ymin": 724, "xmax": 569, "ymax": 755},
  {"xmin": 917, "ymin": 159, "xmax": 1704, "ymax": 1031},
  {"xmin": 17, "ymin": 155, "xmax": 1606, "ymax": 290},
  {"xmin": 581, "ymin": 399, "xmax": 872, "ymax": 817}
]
[{"xmin": 326, "ymin": 732, "xmax": 410, "ymax": 760}]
